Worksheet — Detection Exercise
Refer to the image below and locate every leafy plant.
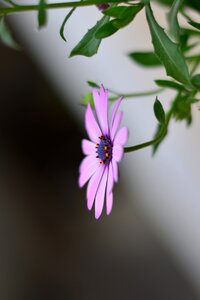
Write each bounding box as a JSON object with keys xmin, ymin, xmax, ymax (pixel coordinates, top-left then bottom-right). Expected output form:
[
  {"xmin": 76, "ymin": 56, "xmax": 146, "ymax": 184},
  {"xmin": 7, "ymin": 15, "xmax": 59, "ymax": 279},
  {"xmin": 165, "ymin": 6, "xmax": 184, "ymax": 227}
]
[{"xmin": 0, "ymin": 0, "xmax": 200, "ymax": 154}]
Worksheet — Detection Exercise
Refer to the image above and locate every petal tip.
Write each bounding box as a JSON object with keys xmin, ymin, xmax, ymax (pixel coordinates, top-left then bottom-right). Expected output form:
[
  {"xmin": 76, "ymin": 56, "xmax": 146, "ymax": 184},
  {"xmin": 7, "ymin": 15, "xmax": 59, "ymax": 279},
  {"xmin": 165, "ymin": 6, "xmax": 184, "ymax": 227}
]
[
  {"xmin": 78, "ymin": 176, "xmax": 83, "ymax": 188},
  {"xmin": 87, "ymin": 202, "xmax": 93, "ymax": 211},
  {"xmin": 95, "ymin": 210, "xmax": 102, "ymax": 219}
]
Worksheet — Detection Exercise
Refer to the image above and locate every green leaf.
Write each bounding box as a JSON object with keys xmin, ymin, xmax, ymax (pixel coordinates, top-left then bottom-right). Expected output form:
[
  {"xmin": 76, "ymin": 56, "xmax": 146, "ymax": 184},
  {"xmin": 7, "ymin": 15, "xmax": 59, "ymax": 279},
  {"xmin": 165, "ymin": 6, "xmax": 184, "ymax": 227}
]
[
  {"xmin": 96, "ymin": 4, "xmax": 143, "ymax": 39},
  {"xmin": 87, "ymin": 81, "xmax": 100, "ymax": 88},
  {"xmin": 111, "ymin": 4, "xmax": 144, "ymax": 29},
  {"xmin": 129, "ymin": 51, "xmax": 161, "ymax": 67},
  {"xmin": 167, "ymin": 0, "xmax": 183, "ymax": 42},
  {"xmin": 191, "ymin": 74, "xmax": 200, "ymax": 90},
  {"xmin": 188, "ymin": 20, "xmax": 200, "ymax": 31},
  {"xmin": 152, "ymin": 123, "xmax": 165, "ymax": 155},
  {"xmin": 81, "ymin": 92, "xmax": 94, "ymax": 108},
  {"xmin": 103, "ymin": 6, "xmax": 134, "ymax": 18},
  {"xmin": 186, "ymin": 114, "xmax": 192, "ymax": 126},
  {"xmin": 180, "ymin": 28, "xmax": 200, "ymax": 36},
  {"xmin": 104, "ymin": 5, "xmax": 143, "ymax": 22},
  {"xmin": 155, "ymin": 79, "xmax": 184, "ymax": 90},
  {"xmin": 155, "ymin": 0, "xmax": 200, "ymax": 12},
  {"xmin": 184, "ymin": 0, "xmax": 200, "ymax": 12},
  {"xmin": 38, "ymin": 0, "xmax": 47, "ymax": 28},
  {"xmin": 154, "ymin": 97, "xmax": 166, "ymax": 124},
  {"xmin": 95, "ymin": 21, "xmax": 118, "ymax": 39},
  {"xmin": 0, "ymin": 18, "xmax": 20, "ymax": 50},
  {"xmin": 179, "ymin": 29, "xmax": 197, "ymax": 53},
  {"xmin": 70, "ymin": 15, "xmax": 110, "ymax": 57},
  {"xmin": 60, "ymin": 7, "xmax": 76, "ymax": 42},
  {"xmin": 145, "ymin": 4, "xmax": 191, "ymax": 86},
  {"xmin": 172, "ymin": 93, "xmax": 196, "ymax": 121}
]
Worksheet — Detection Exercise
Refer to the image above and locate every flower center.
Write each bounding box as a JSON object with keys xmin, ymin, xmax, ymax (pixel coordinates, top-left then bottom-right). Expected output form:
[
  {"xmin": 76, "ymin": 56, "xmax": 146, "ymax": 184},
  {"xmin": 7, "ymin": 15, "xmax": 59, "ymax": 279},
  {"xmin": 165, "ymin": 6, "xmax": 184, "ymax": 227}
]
[{"xmin": 96, "ymin": 135, "xmax": 112, "ymax": 165}]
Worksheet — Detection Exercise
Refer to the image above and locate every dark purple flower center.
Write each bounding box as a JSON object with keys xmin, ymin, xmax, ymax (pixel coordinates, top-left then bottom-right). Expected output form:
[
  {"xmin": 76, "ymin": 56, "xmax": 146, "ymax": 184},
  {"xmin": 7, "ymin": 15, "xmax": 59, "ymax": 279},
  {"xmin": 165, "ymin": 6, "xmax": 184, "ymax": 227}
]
[{"xmin": 96, "ymin": 135, "xmax": 112, "ymax": 165}]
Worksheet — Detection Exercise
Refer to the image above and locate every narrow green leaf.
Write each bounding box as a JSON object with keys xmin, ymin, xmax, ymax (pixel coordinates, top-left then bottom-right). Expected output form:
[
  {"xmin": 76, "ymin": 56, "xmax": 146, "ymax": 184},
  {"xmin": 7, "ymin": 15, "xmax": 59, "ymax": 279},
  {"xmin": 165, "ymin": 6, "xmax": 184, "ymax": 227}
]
[
  {"xmin": 191, "ymin": 74, "xmax": 200, "ymax": 90},
  {"xmin": 188, "ymin": 20, "xmax": 200, "ymax": 31},
  {"xmin": 155, "ymin": 79, "xmax": 184, "ymax": 90},
  {"xmin": 38, "ymin": 0, "xmax": 46, "ymax": 28},
  {"xmin": 186, "ymin": 54, "xmax": 200, "ymax": 62},
  {"xmin": 95, "ymin": 21, "xmax": 118, "ymax": 39},
  {"xmin": 145, "ymin": 4, "xmax": 191, "ymax": 86},
  {"xmin": 168, "ymin": 0, "xmax": 183, "ymax": 42},
  {"xmin": 70, "ymin": 15, "xmax": 109, "ymax": 57},
  {"xmin": 181, "ymin": 28, "xmax": 200, "ymax": 36},
  {"xmin": 104, "ymin": 5, "xmax": 143, "ymax": 20},
  {"xmin": 87, "ymin": 81, "xmax": 100, "ymax": 88},
  {"xmin": 103, "ymin": 6, "xmax": 133, "ymax": 18},
  {"xmin": 152, "ymin": 123, "xmax": 165, "ymax": 155},
  {"xmin": 129, "ymin": 51, "xmax": 161, "ymax": 67},
  {"xmin": 154, "ymin": 97, "xmax": 166, "ymax": 124},
  {"xmin": 96, "ymin": 4, "xmax": 143, "ymax": 39},
  {"xmin": 81, "ymin": 92, "xmax": 94, "ymax": 108},
  {"xmin": 112, "ymin": 4, "xmax": 144, "ymax": 29},
  {"xmin": 60, "ymin": 7, "xmax": 76, "ymax": 42},
  {"xmin": 0, "ymin": 17, "xmax": 20, "ymax": 50}
]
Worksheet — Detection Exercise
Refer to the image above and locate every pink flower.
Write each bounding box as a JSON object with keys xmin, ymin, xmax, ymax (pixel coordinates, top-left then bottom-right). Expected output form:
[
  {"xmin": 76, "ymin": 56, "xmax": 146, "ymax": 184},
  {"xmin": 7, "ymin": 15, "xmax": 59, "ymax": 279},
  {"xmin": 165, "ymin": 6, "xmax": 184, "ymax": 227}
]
[{"xmin": 79, "ymin": 85, "xmax": 129, "ymax": 219}]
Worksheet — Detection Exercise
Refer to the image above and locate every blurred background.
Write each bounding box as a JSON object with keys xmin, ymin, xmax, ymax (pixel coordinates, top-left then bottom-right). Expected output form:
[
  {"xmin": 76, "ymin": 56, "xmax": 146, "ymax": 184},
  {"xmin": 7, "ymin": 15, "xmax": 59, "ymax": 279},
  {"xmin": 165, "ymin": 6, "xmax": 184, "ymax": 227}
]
[{"xmin": 0, "ymin": 2, "xmax": 200, "ymax": 299}]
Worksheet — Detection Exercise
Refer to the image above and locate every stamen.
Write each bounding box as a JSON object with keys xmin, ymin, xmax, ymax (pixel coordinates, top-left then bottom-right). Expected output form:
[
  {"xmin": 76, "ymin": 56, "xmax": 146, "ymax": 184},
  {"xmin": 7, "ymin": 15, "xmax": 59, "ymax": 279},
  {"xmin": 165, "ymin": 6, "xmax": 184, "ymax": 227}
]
[{"xmin": 96, "ymin": 135, "xmax": 112, "ymax": 165}]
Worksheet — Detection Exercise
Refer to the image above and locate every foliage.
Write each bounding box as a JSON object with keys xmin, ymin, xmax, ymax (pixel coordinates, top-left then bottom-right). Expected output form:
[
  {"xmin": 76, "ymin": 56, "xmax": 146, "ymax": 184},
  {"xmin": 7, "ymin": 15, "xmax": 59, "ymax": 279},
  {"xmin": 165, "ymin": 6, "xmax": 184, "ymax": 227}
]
[{"xmin": 0, "ymin": 0, "xmax": 200, "ymax": 153}]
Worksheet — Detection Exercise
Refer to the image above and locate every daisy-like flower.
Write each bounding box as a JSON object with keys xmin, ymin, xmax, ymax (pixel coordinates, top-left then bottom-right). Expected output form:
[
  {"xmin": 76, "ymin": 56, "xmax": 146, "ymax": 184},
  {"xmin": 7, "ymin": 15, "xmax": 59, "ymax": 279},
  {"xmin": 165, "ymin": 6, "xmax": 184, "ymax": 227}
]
[{"xmin": 79, "ymin": 85, "xmax": 129, "ymax": 219}]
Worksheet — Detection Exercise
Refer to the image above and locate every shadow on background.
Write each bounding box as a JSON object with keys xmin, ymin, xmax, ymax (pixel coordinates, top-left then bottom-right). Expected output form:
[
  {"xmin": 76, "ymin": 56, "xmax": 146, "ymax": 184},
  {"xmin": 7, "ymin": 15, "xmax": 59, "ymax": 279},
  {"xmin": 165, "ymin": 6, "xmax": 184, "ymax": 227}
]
[{"xmin": 0, "ymin": 38, "xmax": 199, "ymax": 300}]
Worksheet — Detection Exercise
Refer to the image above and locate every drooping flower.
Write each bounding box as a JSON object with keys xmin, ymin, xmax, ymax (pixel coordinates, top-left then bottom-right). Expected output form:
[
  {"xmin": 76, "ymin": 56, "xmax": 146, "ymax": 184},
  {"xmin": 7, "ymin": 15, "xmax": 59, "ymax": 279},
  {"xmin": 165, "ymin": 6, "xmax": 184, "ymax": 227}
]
[
  {"xmin": 79, "ymin": 85, "xmax": 129, "ymax": 219},
  {"xmin": 96, "ymin": 3, "xmax": 110, "ymax": 11}
]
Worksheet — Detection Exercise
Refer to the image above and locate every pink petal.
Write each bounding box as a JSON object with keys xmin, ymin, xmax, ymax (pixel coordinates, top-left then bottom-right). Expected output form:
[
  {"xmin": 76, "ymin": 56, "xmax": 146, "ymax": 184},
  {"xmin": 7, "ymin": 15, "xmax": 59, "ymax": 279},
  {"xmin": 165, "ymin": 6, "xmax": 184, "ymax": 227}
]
[
  {"xmin": 95, "ymin": 166, "xmax": 108, "ymax": 219},
  {"xmin": 93, "ymin": 85, "xmax": 108, "ymax": 135},
  {"xmin": 79, "ymin": 158, "xmax": 99, "ymax": 188},
  {"xmin": 110, "ymin": 96, "xmax": 123, "ymax": 130},
  {"xmin": 106, "ymin": 163, "xmax": 114, "ymax": 215},
  {"xmin": 107, "ymin": 163, "xmax": 114, "ymax": 194},
  {"xmin": 87, "ymin": 165, "xmax": 104, "ymax": 211},
  {"xmin": 110, "ymin": 111, "xmax": 123, "ymax": 141},
  {"xmin": 114, "ymin": 127, "xmax": 129, "ymax": 146},
  {"xmin": 79, "ymin": 154, "xmax": 95, "ymax": 174},
  {"xmin": 113, "ymin": 144, "xmax": 123, "ymax": 162},
  {"xmin": 85, "ymin": 104, "xmax": 102, "ymax": 143},
  {"xmin": 82, "ymin": 139, "xmax": 96, "ymax": 155},
  {"xmin": 106, "ymin": 192, "xmax": 113, "ymax": 215},
  {"xmin": 112, "ymin": 159, "xmax": 118, "ymax": 182}
]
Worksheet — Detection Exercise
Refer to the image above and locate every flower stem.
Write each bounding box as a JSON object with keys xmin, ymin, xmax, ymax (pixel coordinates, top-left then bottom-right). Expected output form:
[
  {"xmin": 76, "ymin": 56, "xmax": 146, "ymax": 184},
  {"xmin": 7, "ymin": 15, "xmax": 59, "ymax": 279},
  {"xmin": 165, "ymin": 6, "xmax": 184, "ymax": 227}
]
[
  {"xmin": 109, "ymin": 87, "xmax": 164, "ymax": 100},
  {"xmin": 0, "ymin": 0, "xmax": 128, "ymax": 16},
  {"xmin": 124, "ymin": 108, "xmax": 173, "ymax": 153}
]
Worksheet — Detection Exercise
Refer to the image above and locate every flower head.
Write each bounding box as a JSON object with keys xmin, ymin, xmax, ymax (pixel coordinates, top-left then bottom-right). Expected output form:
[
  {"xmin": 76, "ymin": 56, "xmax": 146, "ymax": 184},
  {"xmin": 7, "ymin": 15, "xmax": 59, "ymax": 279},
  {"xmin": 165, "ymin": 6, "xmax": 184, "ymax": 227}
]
[
  {"xmin": 79, "ymin": 85, "xmax": 128, "ymax": 219},
  {"xmin": 96, "ymin": 3, "xmax": 110, "ymax": 11}
]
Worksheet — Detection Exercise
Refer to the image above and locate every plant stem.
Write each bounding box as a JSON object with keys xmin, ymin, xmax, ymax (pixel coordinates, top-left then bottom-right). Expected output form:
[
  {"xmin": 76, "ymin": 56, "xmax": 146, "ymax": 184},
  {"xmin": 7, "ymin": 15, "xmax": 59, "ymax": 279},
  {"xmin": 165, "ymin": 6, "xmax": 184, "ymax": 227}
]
[
  {"xmin": 124, "ymin": 108, "xmax": 173, "ymax": 153},
  {"xmin": 0, "ymin": 0, "xmax": 128, "ymax": 16},
  {"xmin": 109, "ymin": 87, "xmax": 164, "ymax": 100}
]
